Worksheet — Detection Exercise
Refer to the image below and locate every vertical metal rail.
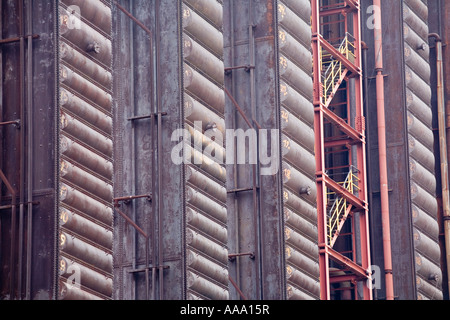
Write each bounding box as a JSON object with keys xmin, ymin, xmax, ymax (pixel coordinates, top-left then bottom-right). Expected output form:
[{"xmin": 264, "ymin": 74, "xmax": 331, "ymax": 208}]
[
  {"xmin": 18, "ymin": 0, "xmax": 25, "ymax": 299},
  {"xmin": 312, "ymin": 0, "xmax": 329, "ymax": 300},
  {"xmin": 0, "ymin": 6, "xmax": 2, "ymax": 285},
  {"xmin": 155, "ymin": 0, "xmax": 164, "ymax": 301},
  {"xmin": 113, "ymin": 0, "xmax": 155, "ymax": 300},
  {"xmin": 229, "ymin": 0, "xmax": 241, "ymax": 295},
  {"xmin": 151, "ymin": 14, "xmax": 157, "ymax": 298},
  {"xmin": 0, "ymin": 0, "xmax": 20, "ymax": 300},
  {"xmin": 312, "ymin": 0, "xmax": 372, "ymax": 300},
  {"xmin": 248, "ymin": 0, "xmax": 262, "ymax": 299},
  {"xmin": 26, "ymin": 0, "xmax": 33, "ymax": 300},
  {"xmin": 0, "ymin": 169, "xmax": 17, "ymax": 299},
  {"xmin": 127, "ymin": 0, "xmax": 136, "ymax": 281}
]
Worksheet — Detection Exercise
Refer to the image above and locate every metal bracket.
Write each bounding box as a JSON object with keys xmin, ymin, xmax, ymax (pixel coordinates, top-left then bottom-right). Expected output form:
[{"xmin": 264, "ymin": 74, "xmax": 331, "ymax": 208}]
[
  {"xmin": 0, "ymin": 201, "xmax": 39, "ymax": 211},
  {"xmin": 227, "ymin": 186, "xmax": 260, "ymax": 194},
  {"xmin": 0, "ymin": 34, "xmax": 40, "ymax": 45},
  {"xmin": 367, "ymin": 74, "xmax": 389, "ymax": 80},
  {"xmin": 228, "ymin": 252, "xmax": 255, "ymax": 261},
  {"xmin": 128, "ymin": 265, "xmax": 170, "ymax": 274},
  {"xmin": 113, "ymin": 194, "xmax": 152, "ymax": 206},
  {"xmin": 224, "ymin": 65, "xmax": 255, "ymax": 75},
  {"xmin": 127, "ymin": 112, "xmax": 167, "ymax": 121},
  {"xmin": 0, "ymin": 119, "xmax": 21, "ymax": 129}
]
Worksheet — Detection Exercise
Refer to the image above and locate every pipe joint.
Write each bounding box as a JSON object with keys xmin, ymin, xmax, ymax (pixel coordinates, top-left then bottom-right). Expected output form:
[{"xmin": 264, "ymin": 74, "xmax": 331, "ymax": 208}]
[{"xmin": 428, "ymin": 33, "xmax": 442, "ymax": 42}]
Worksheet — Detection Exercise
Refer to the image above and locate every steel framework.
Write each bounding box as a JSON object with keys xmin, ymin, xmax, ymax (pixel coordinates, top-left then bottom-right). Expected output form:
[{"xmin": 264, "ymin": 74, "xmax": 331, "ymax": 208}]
[{"xmin": 311, "ymin": 0, "xmax": 372, "ymax": 300}]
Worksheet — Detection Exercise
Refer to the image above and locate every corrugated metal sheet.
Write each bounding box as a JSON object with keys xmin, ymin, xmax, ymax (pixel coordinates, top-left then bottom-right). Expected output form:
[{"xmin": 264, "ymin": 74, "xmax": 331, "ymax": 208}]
[
  {"xmin": 57, "ymin": 0, "xmax": 113, "ymax": 300},
  {"xmin": 278, "ymin": 0, "xmax": 319, "ymax": 300},
  {"xmin": 223, "ymin": 0, "xmax": 285, "ymax": 299},
  {"xmin": 222, "ymin": 0, "xmax": 318, "ymax": 300},
  {"xmin": 182, "ymin": 0, "xmax": 229, "ymax": 300},
  {"xmin": 111, "ymin": 0, "xmax": 226, "ymax": 300},
  {"xmin": 0, "ymin": 0, "xmax": 446, "ymax": 301},
  {"xmin": 403, "ymin": 0, "xmax": 443, "ymax": 300}
]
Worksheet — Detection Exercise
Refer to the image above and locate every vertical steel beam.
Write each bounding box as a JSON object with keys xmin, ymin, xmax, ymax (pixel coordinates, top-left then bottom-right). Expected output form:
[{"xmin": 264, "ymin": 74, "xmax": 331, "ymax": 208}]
[
  {"xmin": 155, "ymin": 0, "xmax": 164, "ymax": 301},
  {"xmin": 114, "ymin": 0, "xmax": 156, "ymax": 300},
  {"xmin": 25, "ymin": 0, "xmax": 33, "ymax": 300},
  {"xmin": 442, "ymin": 9, "xmax": 450, "ymax": 296},
  {"xmin": 352, "ymin": 5, "xmax": 372, "ymax": 301},
  {"xmin": 247, "ymin": 1, "xmax": 262, "ymax": 298},
  {"xmin": 0, "ymin": 169, "xmax": 17, "ymax": 298},
  {"xmin": 17, "ymin": 0, "xmax": 25, "ymax": 299},
  {"xmin": 311, "ymin": 0, "xmax": 330, "ymax": 300}
]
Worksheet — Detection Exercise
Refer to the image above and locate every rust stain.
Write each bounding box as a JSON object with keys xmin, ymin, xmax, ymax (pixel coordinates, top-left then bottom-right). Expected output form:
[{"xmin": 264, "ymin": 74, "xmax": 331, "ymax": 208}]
[{"xmin": 266, "ymin": 0, "xmax": 274, "ymax": 35}]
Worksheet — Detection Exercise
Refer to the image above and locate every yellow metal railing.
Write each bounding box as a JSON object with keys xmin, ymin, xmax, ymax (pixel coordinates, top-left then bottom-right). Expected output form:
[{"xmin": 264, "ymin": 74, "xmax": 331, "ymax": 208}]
[
  {"xmin": 326, "ymin": 167, "xmax": 360, "ymax": 246},
  {"xmin": 321, "ymin": 33, "xmax": 356, "ymax": 105}
]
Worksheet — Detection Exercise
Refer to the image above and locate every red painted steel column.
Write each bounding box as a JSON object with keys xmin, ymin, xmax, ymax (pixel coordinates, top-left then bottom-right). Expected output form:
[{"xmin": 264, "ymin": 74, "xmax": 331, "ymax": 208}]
[
  {"xmin": 373, "ymin": 0, "xmax": 394, "ymax": 300},
  {"xmin": 353, "ymin": 4, "xmax": 372, "ymax": 301},
  {"xmin": 312, "ymin": 0, "xmax": 330, "ymax": 300},
  {"xmin": 312, "ymin": 0, "xmax": 372, "ymax": 300}
]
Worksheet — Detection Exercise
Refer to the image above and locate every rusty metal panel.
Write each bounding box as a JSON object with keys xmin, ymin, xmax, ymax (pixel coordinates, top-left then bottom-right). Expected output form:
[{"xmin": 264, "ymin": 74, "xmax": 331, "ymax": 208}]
[
  {"xmin": 362, "ymin": 0, "xmax": 443, "ymax": 300},
  {"xmin": 278, "ymin": 0, "xmax": 319, "ymax": 300},
  {"xmin": 224, "ymin": 0, "xmax": 281, "ymax": 300},
  {"xmin": 112, "ymin": 0, "xmax": 155, "ymax": 300},
  {"xmin": 182, "ymin": 0, "xmax": 229, "ymax": 300},
  {"xmin": 362, "ymin": 0, "xmax": 410, "ymax": 300},
  {"xmin": 0, "ymin": 0, "xmax": 59, "ymax": 300},
  {"xmin": 428, "ymin": 0, "xmax": 450, "ymax": 300},
  {"xmin": 112, "ymin": 0, "xmax": 225, "ymax": 300},
  {"xmin": 403, "ymin": 0, "xmax": 443, "ymax": 300},
  {"xmin": 223, "ymin": 0, "xmax": 317, "ymax": 300},
  {"xmin": 57, "ymin": 0, "xmax": 113, "ymax": 300}
]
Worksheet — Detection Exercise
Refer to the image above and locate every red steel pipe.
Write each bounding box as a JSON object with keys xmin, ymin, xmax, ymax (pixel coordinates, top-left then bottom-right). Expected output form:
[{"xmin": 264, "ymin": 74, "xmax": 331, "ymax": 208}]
[
  {"xmin": 429, "ymin": 32, "xmax": 450, "ymax": 298},
  {"xmin": 373, "ymin": 0, "xmax": 394, "ymax": 300}
]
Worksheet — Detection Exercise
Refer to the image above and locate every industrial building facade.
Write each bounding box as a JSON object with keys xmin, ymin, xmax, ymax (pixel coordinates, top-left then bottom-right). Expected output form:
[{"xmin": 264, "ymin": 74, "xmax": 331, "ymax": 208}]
[{"xmin": 0, "ymin": 0, "xmax": 448, "ymax": 300}]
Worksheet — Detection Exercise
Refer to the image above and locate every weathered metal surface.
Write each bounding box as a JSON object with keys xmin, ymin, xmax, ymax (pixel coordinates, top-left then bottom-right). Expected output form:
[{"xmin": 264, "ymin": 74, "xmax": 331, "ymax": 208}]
[
  {"xmin": 59, "ymin": 282, "xmax": 103, "ymax": 300},
  {"xmin": 112, "ymin": 0, "xmax": 203, "ymax": 300},
  {"xmin": 182, "ymin": 3, "xmax": 223, "ymax": 56},
  {"xmin": 182, "ymin": 0, "xmax": 229, "ymax": 300},
  {"xmin": 222, "ymin": 0, "xmax": 319, "ymax": 300},
  {"xmin": 60, "ymin": 0, "xmax": 112, "ymax": 35},
  {"xmin": 60, "ymin": 88, "xmax": 112, "ymax": 134},
  {"xmin": 0, "ymin": 0, "xmax": 58, "ymax": 300},
  {"xmin": 57, "ymin": 0, "xmax": 113, "ymax": 300},
  {"xmin": 59, "ymin": 208, "xmax": 112, "ymax": 249},
  {"xmin": 403, "ymin": 0, "xmax": 443, "ymax": 300},
  {"xmin": 112, "ymin": 0, "xmax": 157, "ymax": 300},
  {"xmin": 0, "ymin": 0, "xmax": 446, "ymax": 302},
  {"xmin": 428, "ymin": 0, "xmax": 450, "ymax": 299},
  {"xmin": 362, "ymin": 0, "xmax": 443, "ymax": 300},
  {"xmin": 60, "ymin": 42, "xmax": 112, "ymax": 90},
  {"xmin": 362, "ymin": 0, "xmax": 409, "ymax": 300},
  {"xmin": 224, "ymin": 0, "xmax": 280, "ymax": 300},
  {"xmin": 59, "ymin": 256, "xmax": 113, "ymax": 297}
]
